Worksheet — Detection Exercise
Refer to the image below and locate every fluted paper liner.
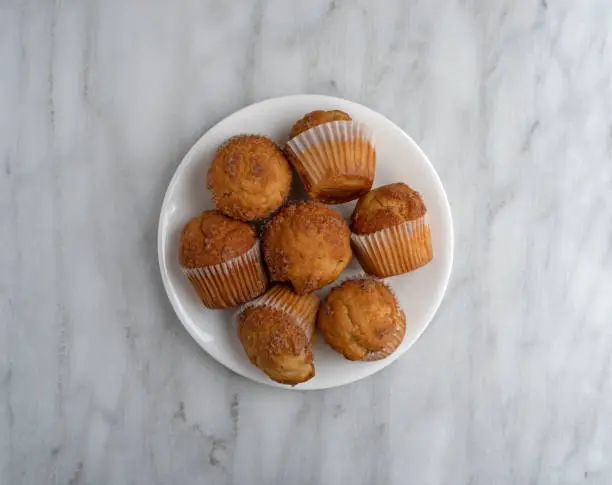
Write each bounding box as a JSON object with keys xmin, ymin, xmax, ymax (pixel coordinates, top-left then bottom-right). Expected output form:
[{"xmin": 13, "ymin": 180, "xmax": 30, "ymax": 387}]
[
  {"xmin": 285, "ymin": 121, "xmax": 375, "ymax": 202},
  {"xmin": 238, "ymin": 285, "xmax": 319, "ymax": 340},
  {"xmin": 182, "ymin": 241, "xmax": 267, "ymax": 309},
  {"xmin": 363, "ymin": 278, "xmax": 406, "ymax": 361},
  {"xmin": 351, "ymin": 216, "xmax": 433, "ymax": 278}
]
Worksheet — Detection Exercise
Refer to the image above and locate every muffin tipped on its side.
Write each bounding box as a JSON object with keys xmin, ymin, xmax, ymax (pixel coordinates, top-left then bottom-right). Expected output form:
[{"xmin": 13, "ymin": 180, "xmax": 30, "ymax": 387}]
[{"xmin": 238, "ymin": 285, "xmax": 320, "ymax": 385}]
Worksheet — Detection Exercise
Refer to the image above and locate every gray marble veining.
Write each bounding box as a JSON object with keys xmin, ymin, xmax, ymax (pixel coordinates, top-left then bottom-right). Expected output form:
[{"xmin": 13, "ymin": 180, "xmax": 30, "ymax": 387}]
[{"xmin": 1, "ymin": 0, "xmax": 612, "ymax": 484}]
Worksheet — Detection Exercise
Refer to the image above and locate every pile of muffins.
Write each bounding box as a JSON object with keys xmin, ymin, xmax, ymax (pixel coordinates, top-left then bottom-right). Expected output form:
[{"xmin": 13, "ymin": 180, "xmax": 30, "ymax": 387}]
[{"xmin": 178, "ymin": 109, "xmax": 433, "ymax": 385}]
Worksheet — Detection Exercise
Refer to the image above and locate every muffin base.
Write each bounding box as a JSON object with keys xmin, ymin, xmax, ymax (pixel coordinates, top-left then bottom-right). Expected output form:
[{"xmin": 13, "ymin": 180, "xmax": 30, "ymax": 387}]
[
  {"xmin": 240, "ymin": 285, "xmax": 319, "ymax": 338},
  {"xmin": 351, "ymin": 217, "xmax": 433, "ymax": 278},
  {"xmin": 285, "ymin": 121, "xmax": 375, "ymax": 204},
  {"xmin": 182, "ymin": 241, "xmax": 267, "ymax": 309}
]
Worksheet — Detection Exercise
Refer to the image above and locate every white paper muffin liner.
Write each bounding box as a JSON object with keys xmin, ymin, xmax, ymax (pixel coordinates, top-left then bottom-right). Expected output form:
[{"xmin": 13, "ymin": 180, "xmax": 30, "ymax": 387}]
[
  {"xmin": 350, "ymin": 215, "xmax": 433, "ymax": 278},
  {"xmin": 237, "ymin": 285, "xmax": 319, "ymax": 340},
  {"xmin": 321, "ymin": 276, "xmax": 406, "ymax": 361},
  {"xmin": 182, "ymin": 241, "xmax": 267, "ymax": 309},
  {"xmin": 285, "ymin": 121, "xmax": 375, "ymax": 201}
]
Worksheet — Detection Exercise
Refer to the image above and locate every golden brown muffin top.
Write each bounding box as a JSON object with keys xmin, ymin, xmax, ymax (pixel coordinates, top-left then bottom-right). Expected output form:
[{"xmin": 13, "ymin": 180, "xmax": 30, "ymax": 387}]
[
  {"xmin": 238, "ymin": 306, "xmax": 315, "ymax": 385},
  {"xmin": 207, "ymin": 135, "xmax": 292, "ymax": 221},
  {"xmin": 262, "ymin": 201, "xmax": 352, "ymax": 294},
  {"xmin": 289, "ymin": 110, "xmax": 352, "ymax": 138},
  {"xmin": 178, "ymin": 210, "xmax": 256, "ymax": 268},
  {"xmin": 351, "ymin": 183, "xmax": 427, "ymax": 234},
  {"xmin": 317, "ymin": 278, "xmax": 406, "ymax": 361}
]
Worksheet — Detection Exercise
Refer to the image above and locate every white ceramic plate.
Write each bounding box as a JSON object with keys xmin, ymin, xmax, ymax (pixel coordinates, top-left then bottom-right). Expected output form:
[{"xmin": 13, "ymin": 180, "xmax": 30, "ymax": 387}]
[{"xmin": 158, "ymin": 95, "xmax": 453, "ymax": 390}]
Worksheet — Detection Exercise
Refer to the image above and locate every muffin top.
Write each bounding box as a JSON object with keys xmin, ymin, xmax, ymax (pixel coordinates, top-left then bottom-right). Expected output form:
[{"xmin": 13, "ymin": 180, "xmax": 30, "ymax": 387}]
[
  {"xmin": 289, "ymin": 110, "xmax": 352, "ymax": 138},
  {"xmin": 317, "ymin": 278, "xmax": 406, "ymax": 361},
  {"xmin": 351, "ymin": 183, "xmax": 427, "ymax": 234},
  {"xmin": 262, "ymin": 201, "xmax": 351, "ymax": 294},
  {"xmin": 207, "ymin": 135, "xmax": 292, "ymax": 221},
  {"xmin": 238, "ymin": 306, "xmax": 315, "ymax": 385},
  {"xmin": 178, "ymin": 210, "xmax": 256, "ymax": 268}
]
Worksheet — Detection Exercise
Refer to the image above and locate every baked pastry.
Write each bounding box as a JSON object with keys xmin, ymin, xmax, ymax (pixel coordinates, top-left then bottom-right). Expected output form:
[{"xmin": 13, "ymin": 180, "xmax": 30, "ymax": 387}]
[
  {"xmin": 317, "ymin": 278, "xmax": 406, "ymax": 361},
  {"xmin": 350, "ymin": 183, "xmax": 433, "ymax": 277},
  {"xmin": 178, "ymin": 210, "xmax": 267, "ymax": 309},
  {"xmin": 237, "ymin": 285, "xmax": 319, "ymax": 385},
  {"xmin": 207, "ymin": 135, "xmax": 292, "ymax": 221},
  {"xmin": 262, "ymin": 201, "xmax": 351, "ymax": 294},
  {"xmin": 284, "ymin": 110, "xmax": 375, "ymax": 204}
]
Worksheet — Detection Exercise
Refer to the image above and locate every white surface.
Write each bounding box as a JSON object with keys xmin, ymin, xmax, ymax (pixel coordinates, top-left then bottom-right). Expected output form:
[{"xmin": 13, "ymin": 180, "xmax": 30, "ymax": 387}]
[
  {"xmin": 158, "ymin": 95, "xmax": 454, "ymax": 389},
  {"xmin": 3, "ymin": 1, "xmax": 612, "ymax": 484}
]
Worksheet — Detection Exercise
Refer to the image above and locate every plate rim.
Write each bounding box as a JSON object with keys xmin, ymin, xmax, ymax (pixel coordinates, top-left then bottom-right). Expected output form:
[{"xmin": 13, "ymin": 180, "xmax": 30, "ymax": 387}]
[{"xmin": 158, "ymin": 94, "xmax": 454, "ymax": 390}]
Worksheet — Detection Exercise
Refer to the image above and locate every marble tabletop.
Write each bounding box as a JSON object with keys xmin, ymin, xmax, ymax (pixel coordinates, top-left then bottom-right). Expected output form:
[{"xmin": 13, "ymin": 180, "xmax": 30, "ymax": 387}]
[{"xmin": 2, "ymin": 0, "xmax": 612, "ymax": 484}]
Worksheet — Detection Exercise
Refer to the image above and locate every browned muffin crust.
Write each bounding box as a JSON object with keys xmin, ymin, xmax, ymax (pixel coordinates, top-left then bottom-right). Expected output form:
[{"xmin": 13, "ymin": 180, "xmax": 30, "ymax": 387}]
[
  {"xmin": 351, "ymin": 183, "xmax": 427, "ymax": 235},
  {"xmin": 178, "ymin": 210, "xmax": 256, "ymax": 268},
  {"xmin": 238, "ymin": 306, "xmax": 315, "ymax": 385},
  {"xmin": 289, "ymin": 110, "xmax": 352, "ymax": 138},
  {"xmin": 207, "ymin": 135, "xmax": 292, "ymax": 221},
  {"xmin": 317, "ymin": 278, "xmax": 406, "ymax": 361},
  {"xmin": 262, "ymin": 201, "xmax": 351, "ymax": 294}
]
